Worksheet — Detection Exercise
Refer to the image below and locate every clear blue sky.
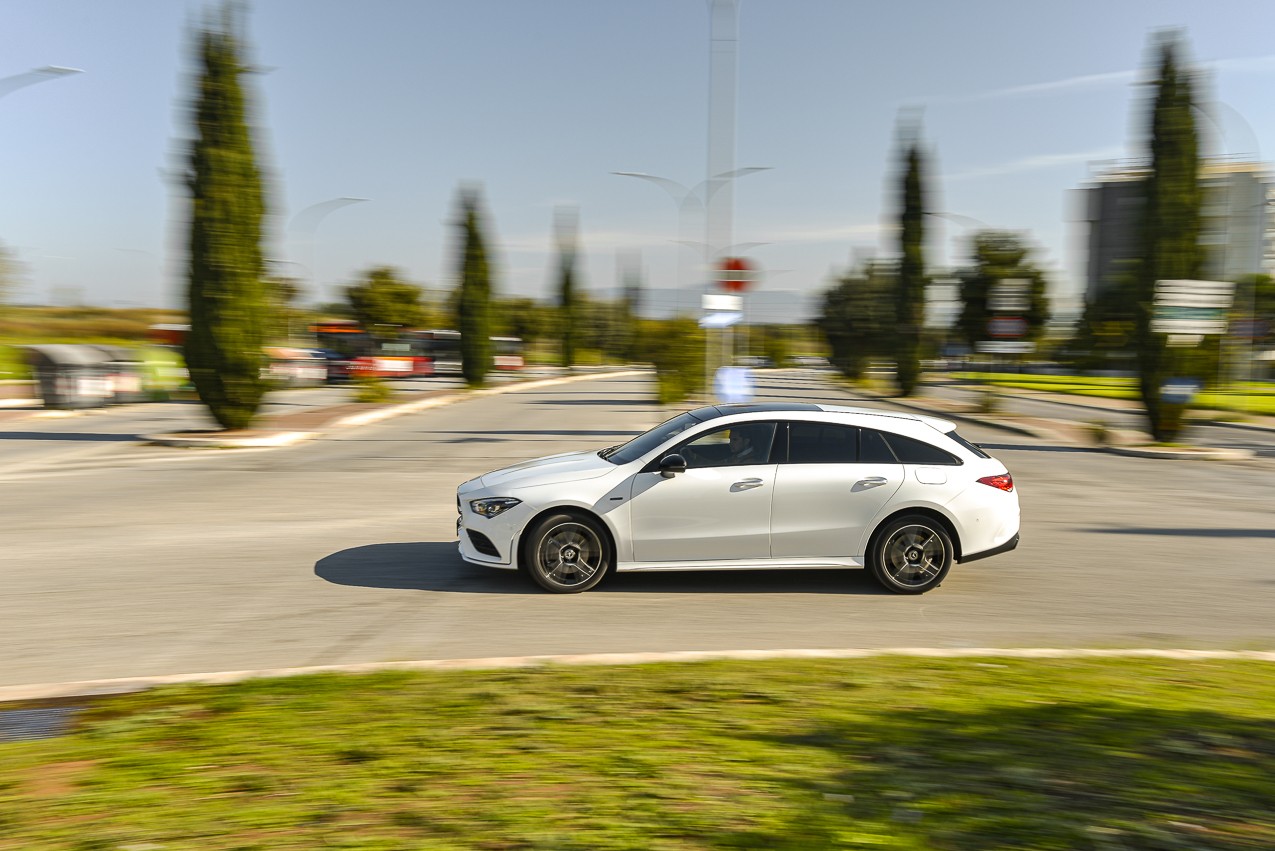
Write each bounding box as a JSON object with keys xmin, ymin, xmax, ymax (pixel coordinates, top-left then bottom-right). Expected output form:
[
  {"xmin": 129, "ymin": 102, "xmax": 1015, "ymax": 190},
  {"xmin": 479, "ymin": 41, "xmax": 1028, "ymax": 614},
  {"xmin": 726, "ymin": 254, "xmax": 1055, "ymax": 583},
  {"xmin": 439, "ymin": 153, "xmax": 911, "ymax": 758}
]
[{"xmin": 3, "ymin": 0, "xmax": 1275, "ymax": 318}]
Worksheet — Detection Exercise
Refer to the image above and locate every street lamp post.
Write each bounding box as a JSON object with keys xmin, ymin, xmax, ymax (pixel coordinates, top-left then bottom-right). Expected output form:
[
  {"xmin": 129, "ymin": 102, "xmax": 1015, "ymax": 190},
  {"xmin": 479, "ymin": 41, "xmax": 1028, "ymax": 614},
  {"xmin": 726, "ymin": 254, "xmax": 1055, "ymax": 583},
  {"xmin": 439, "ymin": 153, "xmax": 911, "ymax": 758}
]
[
  {"xmin": 286, "ymin": 197, "xmax": 369, "ymax": 305},
  {"xmin": 612, "ymin": 168, "xmax": 769, "ymax": 395},
  {"xmin": 0, "ymin": 66, "xmax": 82, "ymax": 100}
]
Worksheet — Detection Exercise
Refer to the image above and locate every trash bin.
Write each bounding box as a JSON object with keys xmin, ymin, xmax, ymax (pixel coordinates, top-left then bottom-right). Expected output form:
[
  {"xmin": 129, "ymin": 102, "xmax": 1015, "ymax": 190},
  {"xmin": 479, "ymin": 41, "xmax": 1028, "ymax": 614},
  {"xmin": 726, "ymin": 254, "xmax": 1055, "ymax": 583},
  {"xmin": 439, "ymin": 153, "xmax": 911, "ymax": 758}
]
[{"xmin": 23, "ymin": 345, "xmax": 114, "ymax": 410}]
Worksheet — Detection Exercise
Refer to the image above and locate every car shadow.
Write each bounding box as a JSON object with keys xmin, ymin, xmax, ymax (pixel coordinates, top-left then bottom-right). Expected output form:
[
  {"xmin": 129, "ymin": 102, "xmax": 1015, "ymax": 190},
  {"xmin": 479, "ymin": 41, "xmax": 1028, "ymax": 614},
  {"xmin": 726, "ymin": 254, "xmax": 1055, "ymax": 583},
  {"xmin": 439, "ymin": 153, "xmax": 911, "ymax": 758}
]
[{"xmin": 315, "ymin": 542, "xmax": 890, "ymax": 595}]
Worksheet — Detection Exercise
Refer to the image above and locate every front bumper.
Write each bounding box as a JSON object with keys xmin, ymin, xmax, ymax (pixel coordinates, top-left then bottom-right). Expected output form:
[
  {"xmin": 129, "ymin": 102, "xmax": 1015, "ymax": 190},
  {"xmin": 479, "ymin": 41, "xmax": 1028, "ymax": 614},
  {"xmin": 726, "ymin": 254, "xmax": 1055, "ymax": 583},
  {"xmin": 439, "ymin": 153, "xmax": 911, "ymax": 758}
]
[{"xmin": 456, "ymin": 497, "xmax": 522, "ymax": 569}]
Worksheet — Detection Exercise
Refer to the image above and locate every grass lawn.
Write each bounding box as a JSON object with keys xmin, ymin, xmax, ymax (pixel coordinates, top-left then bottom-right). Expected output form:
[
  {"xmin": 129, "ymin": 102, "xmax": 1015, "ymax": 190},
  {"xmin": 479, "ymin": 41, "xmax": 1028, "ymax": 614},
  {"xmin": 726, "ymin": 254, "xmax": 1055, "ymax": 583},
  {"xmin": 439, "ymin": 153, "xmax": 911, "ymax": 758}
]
[
  {"xmin": 2, "ymin": 658, "xmax": 1273, "ymax": 849},
  {"xmin": 952, "ymin": 372, "xmax": 1275, "ymax": 416}
]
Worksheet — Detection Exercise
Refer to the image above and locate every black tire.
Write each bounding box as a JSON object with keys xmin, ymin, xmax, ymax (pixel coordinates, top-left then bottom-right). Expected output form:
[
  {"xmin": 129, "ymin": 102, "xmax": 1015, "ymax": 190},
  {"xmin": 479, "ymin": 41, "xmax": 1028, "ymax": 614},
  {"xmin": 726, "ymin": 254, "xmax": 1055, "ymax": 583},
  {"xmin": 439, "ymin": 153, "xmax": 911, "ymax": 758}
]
[
  {"xmin": 521, "ymin": 512, "xmax": 612, "ymax": 593},
  {"xmin": 868, "ymin": 515, "xmax": 953, "ymax": 595}
]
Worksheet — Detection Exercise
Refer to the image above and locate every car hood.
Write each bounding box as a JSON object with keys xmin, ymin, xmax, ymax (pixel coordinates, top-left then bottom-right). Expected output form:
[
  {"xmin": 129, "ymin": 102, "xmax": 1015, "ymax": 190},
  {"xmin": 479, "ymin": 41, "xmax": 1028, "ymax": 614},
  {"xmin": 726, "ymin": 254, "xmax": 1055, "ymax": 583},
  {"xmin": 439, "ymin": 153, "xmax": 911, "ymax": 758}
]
[{"xmin": 480, "ymin": 450, "xmax": 615, "ymax": 489}]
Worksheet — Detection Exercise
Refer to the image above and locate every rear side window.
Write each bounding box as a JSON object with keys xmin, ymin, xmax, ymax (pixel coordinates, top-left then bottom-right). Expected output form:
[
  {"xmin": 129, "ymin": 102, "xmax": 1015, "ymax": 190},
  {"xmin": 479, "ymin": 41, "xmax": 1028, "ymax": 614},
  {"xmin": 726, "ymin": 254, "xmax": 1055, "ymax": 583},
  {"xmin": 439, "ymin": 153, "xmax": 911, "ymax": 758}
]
[
  {"xmin": 946, "ymin": 430, "xmax": 991, "ymax": 459},
  {"xmin": 882, "ymin": 432, "xmax": 962, "ymax": 466},
  {"xmin": 788, "ymin": 422, "xmax": 858, "ymax": 463},
  {"xmin": 859, "ymin": 429, "xmax": 898, "ymax": 464}
]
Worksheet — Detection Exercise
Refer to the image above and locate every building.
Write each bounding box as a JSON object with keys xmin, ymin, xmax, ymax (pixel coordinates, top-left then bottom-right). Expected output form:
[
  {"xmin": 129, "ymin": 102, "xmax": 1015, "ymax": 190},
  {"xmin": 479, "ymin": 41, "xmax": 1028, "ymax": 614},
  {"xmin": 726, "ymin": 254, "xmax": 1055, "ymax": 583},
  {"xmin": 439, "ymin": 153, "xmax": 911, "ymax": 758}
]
[{"xmin": 1081, "ymin": 159, "xmax": 1273, "ymax": 303}]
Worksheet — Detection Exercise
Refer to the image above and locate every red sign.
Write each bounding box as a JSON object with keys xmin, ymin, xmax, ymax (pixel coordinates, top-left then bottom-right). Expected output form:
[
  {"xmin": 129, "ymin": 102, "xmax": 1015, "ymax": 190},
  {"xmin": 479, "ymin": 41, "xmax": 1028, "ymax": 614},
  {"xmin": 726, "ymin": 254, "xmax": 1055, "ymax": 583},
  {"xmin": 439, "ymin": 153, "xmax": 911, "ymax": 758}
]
[{"xmin": 717, "ymin": 256, "xmax": 755, "ymax": 292}]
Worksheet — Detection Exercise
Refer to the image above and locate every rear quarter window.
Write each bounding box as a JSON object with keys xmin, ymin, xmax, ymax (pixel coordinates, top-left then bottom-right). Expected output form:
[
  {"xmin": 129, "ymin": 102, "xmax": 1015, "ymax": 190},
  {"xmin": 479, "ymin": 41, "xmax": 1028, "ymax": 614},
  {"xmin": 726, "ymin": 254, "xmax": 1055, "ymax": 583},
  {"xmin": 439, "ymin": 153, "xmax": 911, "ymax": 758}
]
[
  {"xmin": 945, "ymin": 430, "xmax": 991, "ymax": 459},
  {"xmin": 882, "ymin": 432, "xmax": 962, "ymax": 466}
]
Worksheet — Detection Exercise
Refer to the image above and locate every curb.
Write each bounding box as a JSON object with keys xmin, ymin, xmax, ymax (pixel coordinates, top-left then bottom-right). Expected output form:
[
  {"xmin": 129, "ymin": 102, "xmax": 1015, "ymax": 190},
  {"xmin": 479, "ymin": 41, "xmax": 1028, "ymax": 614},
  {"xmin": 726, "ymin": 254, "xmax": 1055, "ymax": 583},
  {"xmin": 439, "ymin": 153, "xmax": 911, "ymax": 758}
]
[
  {"xmin": 140, "ymin": 369, "xmax": 650, "ymax": 448},
  {"xmin": 1103, "ymin": 444, "xmax": 1256, "ymax": 461},
  {"xmin": 5, "ymin": 647, "xmax": 1274, "ymax": 703}
]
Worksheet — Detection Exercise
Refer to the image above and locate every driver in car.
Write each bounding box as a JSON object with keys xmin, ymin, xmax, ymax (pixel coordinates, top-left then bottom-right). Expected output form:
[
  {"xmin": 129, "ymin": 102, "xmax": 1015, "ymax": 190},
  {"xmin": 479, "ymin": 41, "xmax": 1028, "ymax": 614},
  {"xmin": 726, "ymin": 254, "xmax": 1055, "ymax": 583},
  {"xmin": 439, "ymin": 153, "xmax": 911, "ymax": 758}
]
[{"xmin": 728, "ymin": 427, "xmax": 763, "ymax": 465}]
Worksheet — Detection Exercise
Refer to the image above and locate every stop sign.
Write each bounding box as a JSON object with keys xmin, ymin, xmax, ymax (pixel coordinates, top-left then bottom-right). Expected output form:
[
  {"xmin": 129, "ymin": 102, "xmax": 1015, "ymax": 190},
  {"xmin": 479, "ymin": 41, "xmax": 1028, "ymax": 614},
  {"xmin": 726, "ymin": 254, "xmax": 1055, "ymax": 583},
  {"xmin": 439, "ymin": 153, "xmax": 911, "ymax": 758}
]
[{"xmin": 718, "ymin": 256, "xmax": 754, "ymax": 292}]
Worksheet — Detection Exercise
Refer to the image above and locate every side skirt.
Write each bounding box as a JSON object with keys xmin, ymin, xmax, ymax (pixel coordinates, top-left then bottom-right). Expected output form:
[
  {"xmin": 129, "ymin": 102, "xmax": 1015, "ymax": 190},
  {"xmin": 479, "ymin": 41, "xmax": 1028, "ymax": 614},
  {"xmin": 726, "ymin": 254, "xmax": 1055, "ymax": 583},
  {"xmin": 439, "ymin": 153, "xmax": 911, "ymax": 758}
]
[{"xmin": 617, "ymin": 557, "xmax": 864, "ymax": 573}]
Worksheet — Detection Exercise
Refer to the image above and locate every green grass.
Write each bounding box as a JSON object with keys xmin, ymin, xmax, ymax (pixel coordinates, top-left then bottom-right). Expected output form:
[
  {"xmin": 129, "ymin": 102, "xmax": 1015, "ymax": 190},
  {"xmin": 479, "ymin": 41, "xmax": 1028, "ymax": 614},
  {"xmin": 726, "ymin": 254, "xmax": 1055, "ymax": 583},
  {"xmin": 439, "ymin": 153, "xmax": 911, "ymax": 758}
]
[
  {"xmin": 2, "ymin": 658, "xmax": 1273, "ymax": 849},
  {"xmin": 953, "ymin": 372, "xmax": 1275, "ymax": 416}
]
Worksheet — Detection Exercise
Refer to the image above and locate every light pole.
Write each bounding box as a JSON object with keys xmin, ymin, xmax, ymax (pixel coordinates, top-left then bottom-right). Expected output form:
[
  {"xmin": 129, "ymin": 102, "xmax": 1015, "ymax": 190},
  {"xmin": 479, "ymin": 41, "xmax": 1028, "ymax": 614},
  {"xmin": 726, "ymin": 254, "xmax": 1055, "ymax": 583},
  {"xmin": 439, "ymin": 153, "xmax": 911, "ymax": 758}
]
[
  {"xmin": 286, "ymin": 196, "xmax": 369, "ymax": 305},
  {"xmin": 612, "ymin": 168, "xmax": 769, "ymax": 394}
]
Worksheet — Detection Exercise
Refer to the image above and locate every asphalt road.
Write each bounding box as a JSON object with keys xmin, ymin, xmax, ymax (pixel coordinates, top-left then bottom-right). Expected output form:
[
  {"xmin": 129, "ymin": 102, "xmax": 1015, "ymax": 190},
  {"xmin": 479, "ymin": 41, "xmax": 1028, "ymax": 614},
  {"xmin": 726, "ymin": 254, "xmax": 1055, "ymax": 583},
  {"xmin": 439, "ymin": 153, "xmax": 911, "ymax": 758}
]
[{"xmin": 2, "ymin": 370, "xmax": 1272, "ymax": 689}]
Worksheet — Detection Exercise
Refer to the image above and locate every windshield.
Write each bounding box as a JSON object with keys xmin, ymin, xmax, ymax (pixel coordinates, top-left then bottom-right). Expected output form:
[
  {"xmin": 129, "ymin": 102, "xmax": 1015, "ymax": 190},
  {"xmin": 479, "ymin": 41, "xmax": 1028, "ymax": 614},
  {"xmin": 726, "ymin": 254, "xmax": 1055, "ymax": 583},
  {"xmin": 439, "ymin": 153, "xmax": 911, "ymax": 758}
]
[{"xmin": 601, "ymin": 411, "xmax": 707, "ymax": 465}]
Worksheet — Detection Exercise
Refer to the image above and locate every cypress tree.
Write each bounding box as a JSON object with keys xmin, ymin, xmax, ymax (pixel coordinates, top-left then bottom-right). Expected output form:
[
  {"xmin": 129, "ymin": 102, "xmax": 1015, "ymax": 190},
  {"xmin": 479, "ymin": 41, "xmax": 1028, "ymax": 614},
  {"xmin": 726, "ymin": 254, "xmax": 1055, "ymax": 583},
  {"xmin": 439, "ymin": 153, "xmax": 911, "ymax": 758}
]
[
  {"xmin": 555, "ymin": 206, "xmax": 579, "ymax": 368},
  {"xmin": 895, "ymin": 136, "xmax": 928, "ymax": 396},
  {"xmin": 1136, "ymin": 34, "xmax": 1202, "ymax": 442},
  {"xmin": 184, "ymin": 8, "xmax": 269, "ymax": 430},
  {"xmin": 457, "ymin": 189, "xmax": 493, "ymax": 388}
]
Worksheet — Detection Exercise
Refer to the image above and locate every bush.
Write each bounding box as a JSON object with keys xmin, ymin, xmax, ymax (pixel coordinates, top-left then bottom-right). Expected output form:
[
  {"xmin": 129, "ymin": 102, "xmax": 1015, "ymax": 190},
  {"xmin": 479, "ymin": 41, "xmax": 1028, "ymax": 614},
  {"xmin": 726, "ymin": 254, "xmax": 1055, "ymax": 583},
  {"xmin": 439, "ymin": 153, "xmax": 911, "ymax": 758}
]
[
  {"xmin": 636, "ymin": 318, "xmax": 705, "ymax": 405},
  {"xmin": 352, "ymin": 374, "xmax": 392, "ymax": 404}
]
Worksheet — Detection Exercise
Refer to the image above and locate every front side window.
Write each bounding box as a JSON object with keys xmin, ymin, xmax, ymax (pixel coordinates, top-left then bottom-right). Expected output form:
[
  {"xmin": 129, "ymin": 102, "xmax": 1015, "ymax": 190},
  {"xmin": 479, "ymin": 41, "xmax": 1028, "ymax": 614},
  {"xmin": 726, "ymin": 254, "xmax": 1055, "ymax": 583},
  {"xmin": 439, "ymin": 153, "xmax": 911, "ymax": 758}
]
[{"xmin": 678, "ymin": 422, "xmax": 777, "ymax": 468}]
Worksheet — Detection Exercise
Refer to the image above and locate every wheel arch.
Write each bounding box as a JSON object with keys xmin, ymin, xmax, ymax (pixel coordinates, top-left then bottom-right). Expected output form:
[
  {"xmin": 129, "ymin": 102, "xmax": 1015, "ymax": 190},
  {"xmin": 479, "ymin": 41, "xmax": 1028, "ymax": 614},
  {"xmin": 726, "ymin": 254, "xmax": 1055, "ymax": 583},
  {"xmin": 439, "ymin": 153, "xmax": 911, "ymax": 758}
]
[
  {"xmin": 866, "ymin": 505, "xmax": 962, "ymax": 563},
  {"xmin": 516, "ymin": 504, "xmax": 620, "ymax": 571}
]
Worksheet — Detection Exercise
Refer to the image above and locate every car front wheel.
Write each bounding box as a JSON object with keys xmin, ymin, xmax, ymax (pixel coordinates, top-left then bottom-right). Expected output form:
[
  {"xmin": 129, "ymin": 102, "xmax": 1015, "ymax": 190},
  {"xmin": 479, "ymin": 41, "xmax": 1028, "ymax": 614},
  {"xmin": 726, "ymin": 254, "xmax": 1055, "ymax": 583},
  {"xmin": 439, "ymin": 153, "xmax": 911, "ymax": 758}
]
[
  {"xmin": 522, "ymin": 512, "xmax": 611, "ymax": 593},
  {"xmin": 869, "ymin": 515, "xmax": 953, "ymax": 594}
]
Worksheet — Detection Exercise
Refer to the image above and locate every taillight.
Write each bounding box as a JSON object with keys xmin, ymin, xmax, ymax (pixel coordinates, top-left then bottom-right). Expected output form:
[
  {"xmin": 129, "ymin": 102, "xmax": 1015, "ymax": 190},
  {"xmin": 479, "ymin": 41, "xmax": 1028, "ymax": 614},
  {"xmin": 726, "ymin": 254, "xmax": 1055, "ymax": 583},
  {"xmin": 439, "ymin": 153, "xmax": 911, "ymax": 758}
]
[{"xmin": 977, "ymin": 473, "xmax": 1014, "ymax": 492}]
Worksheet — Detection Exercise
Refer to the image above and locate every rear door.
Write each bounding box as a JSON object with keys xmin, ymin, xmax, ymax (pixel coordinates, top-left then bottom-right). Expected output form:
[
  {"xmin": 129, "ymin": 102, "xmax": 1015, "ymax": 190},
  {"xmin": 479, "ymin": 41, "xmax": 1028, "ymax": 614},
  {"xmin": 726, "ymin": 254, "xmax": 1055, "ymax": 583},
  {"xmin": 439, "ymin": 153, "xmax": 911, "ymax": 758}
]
[{"xmin": 770, "ymin": 422, "xmax": 903, "ymax": 559}]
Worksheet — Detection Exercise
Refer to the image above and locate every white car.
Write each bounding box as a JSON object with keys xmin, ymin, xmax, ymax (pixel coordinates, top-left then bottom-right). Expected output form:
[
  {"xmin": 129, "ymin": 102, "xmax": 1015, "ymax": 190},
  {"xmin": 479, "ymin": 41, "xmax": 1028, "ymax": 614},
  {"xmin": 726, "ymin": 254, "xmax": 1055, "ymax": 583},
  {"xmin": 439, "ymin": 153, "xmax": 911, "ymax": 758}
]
[{"xmin": 456, "ymin": 403, "xmax": 1019, "ymax": 594}]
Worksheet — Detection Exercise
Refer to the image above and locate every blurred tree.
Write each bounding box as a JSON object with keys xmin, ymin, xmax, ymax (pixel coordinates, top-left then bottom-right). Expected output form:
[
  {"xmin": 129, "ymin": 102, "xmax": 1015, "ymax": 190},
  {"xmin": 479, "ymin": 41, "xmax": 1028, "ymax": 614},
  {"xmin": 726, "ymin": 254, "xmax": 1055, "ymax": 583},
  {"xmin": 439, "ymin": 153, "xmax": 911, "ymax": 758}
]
[
  {"xmin": 956, "ymin": 231, "xmax": 1052, "ymax": 348},
  {"xmin": 344, "ymin": 266, "xmax": 426, "ymax": 340},
  {"xmin": 184, "ymin": 7, "xmax": 269, "ymax": 431},
  {"xmin": 619, "ymin": 256, "xmax": 643, "ymax": 361},
  {"xmin": 634, "ymin": 317, "xmax": 705, "ymax": 404},
  {"xmin": 895, "ymin": 135, "xmax": 928, "ymax": 396},
  {"xmin": 818, "ymin": 261, "xmax": 894, "ymax": 379},
  {"xmin": 1135, "ymin": 33, "xmax": 1202, "ymax": 442},
  {"xmin": 1069, "ymin": 264, "xmax": 1139, "ymax": 371},
  {"xmin": 456, "ymin": 188, "xmax": 493, "ymax": 388},
  {"xmin": 265, "ymin": 274, "xmax": 303, "ymax": 342},
  {"xmin": 555, "ymin": 206, "xmax": 580, "ymax": 368},
  {"xmin": 0, "ymin": 240, "xmax": 18, "ymax": 308},
  {"xmin": 493, "ymin": 296, "xmax": 550, "ymax": 344}
]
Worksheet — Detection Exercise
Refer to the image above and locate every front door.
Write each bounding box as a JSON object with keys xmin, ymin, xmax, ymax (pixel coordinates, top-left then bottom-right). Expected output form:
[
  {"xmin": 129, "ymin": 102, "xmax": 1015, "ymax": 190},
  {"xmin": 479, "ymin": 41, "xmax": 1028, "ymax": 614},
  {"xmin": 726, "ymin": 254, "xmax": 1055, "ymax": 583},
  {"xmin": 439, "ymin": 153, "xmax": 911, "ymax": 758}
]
[{"xmin": 628, "ymin": 421, "xmax": 778, "ymax": 562}]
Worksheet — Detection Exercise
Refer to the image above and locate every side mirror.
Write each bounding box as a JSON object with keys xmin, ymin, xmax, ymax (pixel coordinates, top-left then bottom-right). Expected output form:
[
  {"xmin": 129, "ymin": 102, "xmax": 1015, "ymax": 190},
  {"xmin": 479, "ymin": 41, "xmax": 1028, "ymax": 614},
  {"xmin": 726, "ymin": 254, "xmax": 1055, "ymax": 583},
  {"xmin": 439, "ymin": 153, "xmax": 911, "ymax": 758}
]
[{"xmin": 658, "ymin": 453, "xmax": 687, "ymax": 478}]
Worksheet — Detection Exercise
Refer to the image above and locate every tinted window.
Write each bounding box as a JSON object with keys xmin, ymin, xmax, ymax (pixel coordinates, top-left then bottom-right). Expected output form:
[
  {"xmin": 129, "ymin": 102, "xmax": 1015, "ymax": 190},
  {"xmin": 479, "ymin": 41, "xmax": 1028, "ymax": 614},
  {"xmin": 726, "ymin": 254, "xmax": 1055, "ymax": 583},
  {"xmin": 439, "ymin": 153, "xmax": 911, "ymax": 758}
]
[
  {"xmin": 788, "ymin": 422, "xmax": 858, "ymax": 464},
  {"xmin": 883, "ymin": 432, "xmax": 962, "ymax": 465},
  {"xmin": 605, "ymin": 410, "xmax": 706, "ymax": 465},
  {"xmin": 946, "ymin": 430, "xmax": 990, "ymax": 459},
  {"xmin": 860, "ymin": 429, "xmax": 899, "ymax": 464},
  {"xmin": 678, "ymin": 422, "xmax": 777, "ymax": 468}
]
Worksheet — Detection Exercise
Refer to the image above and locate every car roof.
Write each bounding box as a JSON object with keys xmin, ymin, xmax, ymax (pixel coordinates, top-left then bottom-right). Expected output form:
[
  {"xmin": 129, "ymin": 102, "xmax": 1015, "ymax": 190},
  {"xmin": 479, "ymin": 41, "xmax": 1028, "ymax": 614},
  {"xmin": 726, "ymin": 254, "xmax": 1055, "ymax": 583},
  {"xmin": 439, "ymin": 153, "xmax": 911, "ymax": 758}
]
[{"xmin": 690, "ymin": 402, "xmax": 956, "ymax": 434}]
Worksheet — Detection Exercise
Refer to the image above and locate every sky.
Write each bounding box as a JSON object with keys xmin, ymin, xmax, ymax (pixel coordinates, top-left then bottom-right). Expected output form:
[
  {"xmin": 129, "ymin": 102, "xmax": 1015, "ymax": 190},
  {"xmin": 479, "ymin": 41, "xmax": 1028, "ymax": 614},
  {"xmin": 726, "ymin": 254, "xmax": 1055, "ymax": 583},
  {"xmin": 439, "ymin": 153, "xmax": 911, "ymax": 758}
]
[{"xmin": 3, "ymin": 0, "xmax": 1275, "ymax": 322}]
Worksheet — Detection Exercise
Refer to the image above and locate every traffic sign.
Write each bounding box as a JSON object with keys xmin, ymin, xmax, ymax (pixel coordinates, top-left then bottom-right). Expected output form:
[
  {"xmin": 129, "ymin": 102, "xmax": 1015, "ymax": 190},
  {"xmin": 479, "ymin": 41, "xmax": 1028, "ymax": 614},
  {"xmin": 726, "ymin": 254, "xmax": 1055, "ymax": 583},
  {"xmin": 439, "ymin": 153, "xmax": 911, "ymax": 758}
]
[
  {"xmin": 1152, "ymin": 279, "xmax": 1234, "ymax": 335},
  {"xmin": 989, "ymin": 278, "xmax": 1030, "ymax": 313},
  {"xmin": 717, "ymin": 257, "xmax": 755, "ymax": 292},
  {"xmin": 976, "ymin": 341, "xmax": 1036, "ymax": 354}
]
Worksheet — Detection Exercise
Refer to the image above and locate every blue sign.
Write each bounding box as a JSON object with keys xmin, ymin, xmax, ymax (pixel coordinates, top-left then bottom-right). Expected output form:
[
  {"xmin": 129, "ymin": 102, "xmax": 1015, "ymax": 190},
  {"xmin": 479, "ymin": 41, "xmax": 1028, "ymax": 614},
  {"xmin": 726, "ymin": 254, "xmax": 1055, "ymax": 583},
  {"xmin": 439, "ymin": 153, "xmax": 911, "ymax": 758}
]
[
  {"xmin": 714, "ymin": 366, "xmax": 754, "ymax": 404},
  {"xmin": 1160, "ymin": 378, "xmax": 1201, "ymax": 405}
]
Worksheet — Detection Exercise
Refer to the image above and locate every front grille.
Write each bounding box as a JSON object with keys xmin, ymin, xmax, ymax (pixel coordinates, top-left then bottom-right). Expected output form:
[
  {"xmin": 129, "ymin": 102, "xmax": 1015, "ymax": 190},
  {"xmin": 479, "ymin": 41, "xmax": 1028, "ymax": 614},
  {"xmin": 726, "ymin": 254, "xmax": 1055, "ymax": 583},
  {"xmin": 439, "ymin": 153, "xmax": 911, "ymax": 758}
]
[{"xmin": 466, "ymin": 529, "xmax": 500, "ymax": 558}]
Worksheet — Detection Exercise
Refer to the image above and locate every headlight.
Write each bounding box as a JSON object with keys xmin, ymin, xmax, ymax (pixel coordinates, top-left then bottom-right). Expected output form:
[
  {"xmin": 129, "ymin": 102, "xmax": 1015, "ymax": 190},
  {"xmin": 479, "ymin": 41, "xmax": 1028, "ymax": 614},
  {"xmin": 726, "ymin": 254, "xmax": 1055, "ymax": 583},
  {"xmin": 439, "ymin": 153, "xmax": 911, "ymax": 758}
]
[{"xmin": 469, "ymin": 497, "xmax": 522, "ymax": 518}]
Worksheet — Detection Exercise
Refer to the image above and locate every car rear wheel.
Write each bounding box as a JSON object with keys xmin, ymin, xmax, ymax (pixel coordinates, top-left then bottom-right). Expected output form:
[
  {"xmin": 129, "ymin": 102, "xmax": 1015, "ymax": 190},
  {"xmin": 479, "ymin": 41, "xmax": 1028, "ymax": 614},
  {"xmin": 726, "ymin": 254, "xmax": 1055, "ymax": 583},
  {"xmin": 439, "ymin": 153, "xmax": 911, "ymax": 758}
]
[
  {"xmin": 522, "ymin": 512, "xmax": 611, "ymax": 593},
  {"xmin": 869, "ymin": 515, "xmax": 953, "ymax": 594}
]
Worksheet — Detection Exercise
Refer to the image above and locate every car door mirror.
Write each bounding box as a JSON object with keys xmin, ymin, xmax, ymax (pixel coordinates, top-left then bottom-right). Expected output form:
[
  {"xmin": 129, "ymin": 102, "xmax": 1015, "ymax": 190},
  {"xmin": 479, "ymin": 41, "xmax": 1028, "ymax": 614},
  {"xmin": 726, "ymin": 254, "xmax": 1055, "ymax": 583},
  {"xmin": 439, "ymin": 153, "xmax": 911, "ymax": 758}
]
[{"xmin": 658, "ymin": 453, "xmax": 687, "ymax": 478}]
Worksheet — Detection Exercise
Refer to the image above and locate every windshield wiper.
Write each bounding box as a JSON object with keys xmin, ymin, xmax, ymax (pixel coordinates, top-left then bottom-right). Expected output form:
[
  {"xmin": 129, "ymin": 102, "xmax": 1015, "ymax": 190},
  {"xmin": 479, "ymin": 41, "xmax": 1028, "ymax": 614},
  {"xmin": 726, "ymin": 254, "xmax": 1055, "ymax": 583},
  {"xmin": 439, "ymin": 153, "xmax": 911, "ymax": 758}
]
[{"xmin": 598, "ymin": 445, "xmax": 620, "ymax": 460}]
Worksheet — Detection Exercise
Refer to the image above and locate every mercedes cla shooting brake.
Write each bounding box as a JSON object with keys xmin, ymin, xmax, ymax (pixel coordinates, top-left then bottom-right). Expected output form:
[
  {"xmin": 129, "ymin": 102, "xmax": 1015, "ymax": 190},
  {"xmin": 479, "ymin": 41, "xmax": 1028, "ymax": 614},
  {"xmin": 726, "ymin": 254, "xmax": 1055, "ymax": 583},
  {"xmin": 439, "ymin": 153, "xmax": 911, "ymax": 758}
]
[{"xmin": 456, "ymin": 403, "xmax": 1020, "ymax": 594}]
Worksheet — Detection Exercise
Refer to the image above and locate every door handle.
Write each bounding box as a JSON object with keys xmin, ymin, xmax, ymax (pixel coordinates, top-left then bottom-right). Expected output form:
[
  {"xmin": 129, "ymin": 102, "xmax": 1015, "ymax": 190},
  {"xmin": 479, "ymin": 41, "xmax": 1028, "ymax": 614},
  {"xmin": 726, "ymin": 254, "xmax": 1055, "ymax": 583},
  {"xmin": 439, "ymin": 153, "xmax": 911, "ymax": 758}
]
[
  {"xmin": 733, "ymin": 477, "xmax": 764, "ymax": 489},
  {"xmin": 856, "ymin": 476, "xmax": 889, "ymax": 488}
]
